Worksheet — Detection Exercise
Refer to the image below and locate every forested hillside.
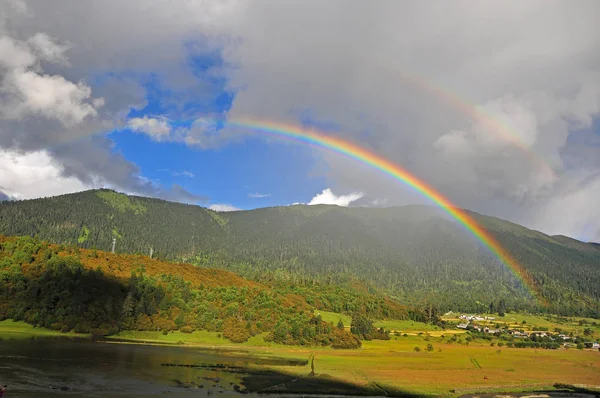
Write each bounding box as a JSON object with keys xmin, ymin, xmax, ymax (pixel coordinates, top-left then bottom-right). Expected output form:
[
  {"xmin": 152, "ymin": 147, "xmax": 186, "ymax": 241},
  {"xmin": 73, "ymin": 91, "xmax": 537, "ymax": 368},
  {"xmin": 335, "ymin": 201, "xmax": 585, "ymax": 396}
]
[
  {"xmin": 1, "ymin": 189, "xmax": 599, "ymax": 317},
  {"xmin": 0, "ymin": 235, "xmax": 411, "ymax": 346}
]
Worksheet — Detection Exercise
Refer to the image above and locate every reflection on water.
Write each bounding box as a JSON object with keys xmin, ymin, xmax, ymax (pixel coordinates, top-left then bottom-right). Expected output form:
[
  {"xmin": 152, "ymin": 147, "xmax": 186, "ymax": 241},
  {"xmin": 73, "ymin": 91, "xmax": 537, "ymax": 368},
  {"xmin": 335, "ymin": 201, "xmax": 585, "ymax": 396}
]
[
  {"xmin": 0, "ymin": 336, "xmax": 284, "ymax": 397},
  {"xmin": 0, "ymin": 335, "xmax": 384, "ymax": 397}
]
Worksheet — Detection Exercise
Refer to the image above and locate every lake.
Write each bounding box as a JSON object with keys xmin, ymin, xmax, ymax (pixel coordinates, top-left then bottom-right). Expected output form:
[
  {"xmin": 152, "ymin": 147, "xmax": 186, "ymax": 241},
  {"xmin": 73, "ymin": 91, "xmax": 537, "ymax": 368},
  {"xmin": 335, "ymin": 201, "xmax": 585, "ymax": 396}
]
[{"xmin": 0, "ymin": 336, "xmax": 309, "ymax": 397}]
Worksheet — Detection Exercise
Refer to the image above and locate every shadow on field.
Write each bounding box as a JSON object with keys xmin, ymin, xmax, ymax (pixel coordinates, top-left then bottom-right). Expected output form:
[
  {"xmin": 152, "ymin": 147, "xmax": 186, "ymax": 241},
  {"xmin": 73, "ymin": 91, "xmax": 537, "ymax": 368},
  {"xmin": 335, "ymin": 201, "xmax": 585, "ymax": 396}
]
[
  {"xmin": 160, "ymin": 362, "xmax": 426, "ymax": 396},
  {"xmin": 241, "ymin": 369, "xmax": 426, "ymax": 397}
]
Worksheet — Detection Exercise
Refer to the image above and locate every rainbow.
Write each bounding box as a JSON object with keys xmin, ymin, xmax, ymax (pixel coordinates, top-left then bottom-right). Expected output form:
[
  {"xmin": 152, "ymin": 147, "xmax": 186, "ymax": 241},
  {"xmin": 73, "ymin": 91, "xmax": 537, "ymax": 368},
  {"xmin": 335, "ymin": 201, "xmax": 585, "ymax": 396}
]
[
  {"xmin": 392, "ymin": 69, "xmax": 556, "ymax": 177},
  {"xmin": 225, "ymin": 117, "xmax": 540, "ymax": 299}
]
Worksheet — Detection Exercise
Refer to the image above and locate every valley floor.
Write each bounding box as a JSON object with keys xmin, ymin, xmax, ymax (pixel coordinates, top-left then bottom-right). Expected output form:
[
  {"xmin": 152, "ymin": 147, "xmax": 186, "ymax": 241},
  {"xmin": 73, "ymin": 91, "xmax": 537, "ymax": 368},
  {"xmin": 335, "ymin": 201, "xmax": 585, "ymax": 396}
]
[{"xmin": 1, "ymin": 319, "xmax": 599, "ymax": 397}]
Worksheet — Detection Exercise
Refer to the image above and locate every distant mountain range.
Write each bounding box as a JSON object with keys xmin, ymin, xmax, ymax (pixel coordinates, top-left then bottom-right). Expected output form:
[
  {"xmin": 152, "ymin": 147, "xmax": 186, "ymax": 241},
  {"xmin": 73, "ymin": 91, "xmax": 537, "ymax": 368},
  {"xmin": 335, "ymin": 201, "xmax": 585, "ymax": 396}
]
[{"xmin": 1, "ymin": 189, "xmax": 598, "ymax": 316}]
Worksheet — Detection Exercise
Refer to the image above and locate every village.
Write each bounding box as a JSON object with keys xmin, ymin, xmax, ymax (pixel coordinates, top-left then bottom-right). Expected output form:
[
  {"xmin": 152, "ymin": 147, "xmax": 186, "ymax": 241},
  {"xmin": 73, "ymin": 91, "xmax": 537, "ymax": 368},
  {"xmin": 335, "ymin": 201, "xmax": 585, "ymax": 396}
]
[{"xmin": 450, "ymin": 313, "xmax": 600, "ymax": 350}]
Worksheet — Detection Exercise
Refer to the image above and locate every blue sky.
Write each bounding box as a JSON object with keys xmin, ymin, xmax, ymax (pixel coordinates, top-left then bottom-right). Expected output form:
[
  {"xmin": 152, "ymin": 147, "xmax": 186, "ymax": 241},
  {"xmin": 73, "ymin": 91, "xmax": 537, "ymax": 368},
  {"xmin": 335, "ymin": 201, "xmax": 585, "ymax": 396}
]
[
  {"xmin": 110, "ymin": 130, "xmax": 328, "ymax": 209},
  {"xmin": 108, "ymin": 51, "xmax": 330, "ymax": 210}
]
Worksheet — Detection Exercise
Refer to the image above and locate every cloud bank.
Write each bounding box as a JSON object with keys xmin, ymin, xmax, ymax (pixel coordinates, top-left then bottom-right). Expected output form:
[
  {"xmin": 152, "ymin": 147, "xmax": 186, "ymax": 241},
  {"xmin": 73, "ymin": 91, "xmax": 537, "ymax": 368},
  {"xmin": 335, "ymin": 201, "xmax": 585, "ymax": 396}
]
[
  {"xmin": 0, "ymin": 148, "xmax": 94, "ymax": 200},
  {"xmin": 2, "ymin": 1, "xmax": 600, "ymax": 240}
]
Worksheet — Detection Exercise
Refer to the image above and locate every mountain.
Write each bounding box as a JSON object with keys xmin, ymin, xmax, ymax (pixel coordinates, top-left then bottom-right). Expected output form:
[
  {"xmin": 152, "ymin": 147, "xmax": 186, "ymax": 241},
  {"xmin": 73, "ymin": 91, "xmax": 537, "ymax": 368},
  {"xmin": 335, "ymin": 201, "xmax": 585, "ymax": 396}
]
[{"xmin": 1, "ymin": 189, "xmax": 599, "ymax": 317}]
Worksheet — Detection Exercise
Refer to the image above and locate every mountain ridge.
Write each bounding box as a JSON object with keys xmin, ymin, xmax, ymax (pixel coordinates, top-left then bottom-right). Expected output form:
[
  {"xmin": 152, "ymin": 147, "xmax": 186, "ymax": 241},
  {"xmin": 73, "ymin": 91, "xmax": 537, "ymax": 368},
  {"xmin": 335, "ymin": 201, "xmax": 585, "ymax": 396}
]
[
  {"xmin": 1, "ymin": 189, "xmax": 599, "ymax": 317},
  {"xmin": 2, "ymin": 188, "xmax": 594, "ymax": 246}
]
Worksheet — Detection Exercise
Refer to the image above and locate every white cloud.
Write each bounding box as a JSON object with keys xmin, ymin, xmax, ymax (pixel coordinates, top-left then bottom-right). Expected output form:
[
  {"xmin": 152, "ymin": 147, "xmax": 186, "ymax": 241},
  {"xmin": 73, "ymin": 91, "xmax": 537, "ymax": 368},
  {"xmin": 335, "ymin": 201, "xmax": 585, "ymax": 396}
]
[
  {"xmin": 369, "ymin": 198, "xmax": 388, "ymax": 207},
  {"xmin": 209, "ymin": 203, "xmax": 240, "ymax": 212},
  {"xmin": 0, "ymin": 34, "xmax": 101, "ymax": 125},
  {"xmin": 127, "ymin": 116, "xmax": 172, "ymax": 141},
  {"xmin": 531, "ymin": 173, "xmax": 600, "ymax": 242},
  {"xmin": 0, "ymin": 35, "xmax": 36, "ymax": 69},
  {"xmin": 124, "ymin": 116, "xmax": 244, "ymax": 149},
  {"xmin": 433, "ymin": 86, "xmax": 600, "ymax": 203},
  {"xmin": 172, "ymin": 170, "xmax": 195, "ymax": 178},
  {"xmin": 248, "ymin": 192, "xmax": 271, "ymax": 198},
  {"xmin": 27, "ymin": 32, "xmax": 70, "ymax": 64},
  {"xmin": 9, "ymin": 70, "xmax": 99, "ymax": 124},
  {"xmin": 307, "ymin": 188, "xmax": 364, "ymax": 207},
  {"xmin": 0, "ymin": 149, "xmax": 95, "ymax": 200}
]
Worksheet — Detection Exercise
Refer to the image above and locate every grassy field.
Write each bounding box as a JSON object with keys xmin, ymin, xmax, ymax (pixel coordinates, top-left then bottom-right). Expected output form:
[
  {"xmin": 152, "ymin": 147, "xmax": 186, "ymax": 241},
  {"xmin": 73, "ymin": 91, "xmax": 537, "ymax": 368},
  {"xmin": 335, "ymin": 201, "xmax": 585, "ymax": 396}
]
[
  {"xmin": 374, "ymin": 319, "xmax": 443, "ymax": 333},
  {"xmin": 2, "ymin": 318, "xmax": 599, "ymax": 396},
  {"xmin": 110, "ymin": 329, "xmax": 279, "ymax": 347},
  {"xmin": 317, "ymin": 310, "xmax": 449, "ymax": 335},
  {"xmin": 106, "ymin": 326, "xmax": 600, "ymax": 396},
  {"xmin": 239, "ymin": 334, "xmax": 600, "ymax": 396},
  {"xmin": 315, "ymin": 310, "xmax": 352, "ymax": 327},
  {"xmin": 0, "ymin": 319, "xmax": 88, "ymax": 339}
]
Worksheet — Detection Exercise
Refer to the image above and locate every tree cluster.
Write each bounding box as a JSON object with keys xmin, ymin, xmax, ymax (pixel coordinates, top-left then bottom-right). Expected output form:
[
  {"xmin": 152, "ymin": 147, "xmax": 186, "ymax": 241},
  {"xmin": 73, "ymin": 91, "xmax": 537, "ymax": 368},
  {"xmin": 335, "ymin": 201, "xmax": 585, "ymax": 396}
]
[{"xmin": 0, "ymin": 235, "xmax": 382, "ymax": 348}]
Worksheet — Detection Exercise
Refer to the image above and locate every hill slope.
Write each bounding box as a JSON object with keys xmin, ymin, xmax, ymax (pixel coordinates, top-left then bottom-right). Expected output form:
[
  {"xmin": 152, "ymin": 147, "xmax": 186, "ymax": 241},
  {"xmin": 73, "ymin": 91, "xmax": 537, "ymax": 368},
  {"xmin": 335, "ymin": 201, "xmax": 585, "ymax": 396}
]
[
  {"xmin": 1, "ymin": 189, "xmax": 599, "ymax": 316},
  {"xmin": 0, "ymin": 235, "xmax": 411, "ymax": 346}
]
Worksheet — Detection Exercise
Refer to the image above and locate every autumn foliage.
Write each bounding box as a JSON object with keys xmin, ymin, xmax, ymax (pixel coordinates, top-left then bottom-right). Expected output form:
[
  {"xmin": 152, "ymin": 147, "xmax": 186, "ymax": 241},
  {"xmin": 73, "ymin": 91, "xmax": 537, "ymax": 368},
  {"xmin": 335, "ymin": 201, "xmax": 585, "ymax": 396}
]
[{"xmin": 0, "ymin": 235, "xmax": 369, "ymax": 347}]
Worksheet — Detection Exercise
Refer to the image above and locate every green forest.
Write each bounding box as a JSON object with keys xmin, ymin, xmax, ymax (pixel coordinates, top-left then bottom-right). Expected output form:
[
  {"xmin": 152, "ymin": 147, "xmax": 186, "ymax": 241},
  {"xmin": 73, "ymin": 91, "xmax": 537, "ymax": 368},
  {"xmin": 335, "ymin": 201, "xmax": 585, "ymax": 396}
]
[
  {"xmin": 0, "ymin": 235, "xmax": 412, "ymax": 347},
  {"xmin": 0, "ymin": 189, "xmax": 599, "ymax": 317}
]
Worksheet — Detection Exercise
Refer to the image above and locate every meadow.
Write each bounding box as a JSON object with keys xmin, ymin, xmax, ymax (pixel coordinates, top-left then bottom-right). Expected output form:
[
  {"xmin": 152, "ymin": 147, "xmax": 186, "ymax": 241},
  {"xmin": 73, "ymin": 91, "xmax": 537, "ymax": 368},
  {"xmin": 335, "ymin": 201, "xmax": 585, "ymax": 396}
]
[
  {"xmin": 112, "ymin": 325, "xmax": 600, "ymax": 396},
  {"xmin": 0, "ymin": 320, "xmax": 88, "ymax": 339},
  {"xmin": 1, "ymin": 316, "xmax": 599, "ymax": 396}
]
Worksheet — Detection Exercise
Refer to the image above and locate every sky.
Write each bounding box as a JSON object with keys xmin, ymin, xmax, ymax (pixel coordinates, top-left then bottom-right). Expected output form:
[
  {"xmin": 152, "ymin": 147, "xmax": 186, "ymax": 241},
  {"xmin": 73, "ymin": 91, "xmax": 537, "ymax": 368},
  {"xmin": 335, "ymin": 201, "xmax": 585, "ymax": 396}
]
[{"xmin": 1, "ymin": 0, "xmax": 600, "ymax": 241}]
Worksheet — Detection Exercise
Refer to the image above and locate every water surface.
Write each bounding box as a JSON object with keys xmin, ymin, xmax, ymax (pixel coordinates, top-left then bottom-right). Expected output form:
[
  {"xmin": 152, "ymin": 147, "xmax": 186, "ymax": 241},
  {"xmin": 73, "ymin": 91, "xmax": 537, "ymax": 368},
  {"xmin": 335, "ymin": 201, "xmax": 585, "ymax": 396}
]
[{"xmin": 0, "ymin": 336, "xmax": 286, "ymax": 397}]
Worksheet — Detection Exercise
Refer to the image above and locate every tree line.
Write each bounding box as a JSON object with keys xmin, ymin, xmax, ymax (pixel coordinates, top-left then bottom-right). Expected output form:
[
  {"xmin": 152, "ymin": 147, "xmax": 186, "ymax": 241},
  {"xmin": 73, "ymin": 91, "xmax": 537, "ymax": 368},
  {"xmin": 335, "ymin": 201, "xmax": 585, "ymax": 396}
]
[{"xmin": 0, "ymin": 235, "xmax": 410, "ymax": 347}]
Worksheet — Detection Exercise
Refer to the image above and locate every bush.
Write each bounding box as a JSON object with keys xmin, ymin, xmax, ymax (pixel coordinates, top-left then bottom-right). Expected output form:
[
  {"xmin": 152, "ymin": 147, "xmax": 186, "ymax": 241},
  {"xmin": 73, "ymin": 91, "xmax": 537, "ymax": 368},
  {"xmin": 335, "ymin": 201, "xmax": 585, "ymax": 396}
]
[
  {"xmin": 426, "ymin": 343, "xmax": 434, "ymax": 352},
  {"xmin": 350, "ymin": 314, "xmax": 373, "ymax": 338},
  {"xmin": 180, "ymin": 326, "xmax": 194, "ymax": 334},
  {"xmin": 49, "ymin": 322, "xmax": 62, "ymax": 331},
  {"xmin": 91, "ymin": 324, "xmax": 118, "ymax": 338},
  {"xmin": 414, "ymin": 346, "xmax": 421, "ymax": 352},
  {"xmin": 60, "ymin": 325, "xmax": 71, "ymax": 333},
  {"xmin": 331, "ymin": 330, "xmax": 361, "ymax": 349},
  {"xmin": 162, "ymin": 330, "xmax": 168, "ymax": 335},
  {"xmin": 74, "ymin": 323, "xmax": 91, "ymax": 334},
  {"xmin": 222, "ymin": 317, "xmax": 251, "ymax": 343}
]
